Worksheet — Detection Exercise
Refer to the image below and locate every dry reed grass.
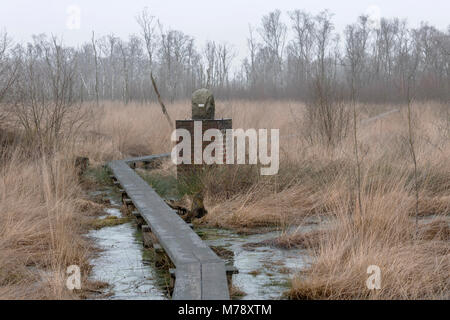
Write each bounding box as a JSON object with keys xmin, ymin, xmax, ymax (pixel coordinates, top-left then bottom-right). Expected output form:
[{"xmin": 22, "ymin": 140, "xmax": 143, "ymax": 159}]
[
  {"xmin": 0, "ymin": 150, "xmax": 97, "ymax": 299},
  {"xmin": 288, "ymin": 175, "xmax": 449, "ymax": 299},
  {"xmin": 1, "ymin": 99, "xmax": 448, "ymax": 299}
]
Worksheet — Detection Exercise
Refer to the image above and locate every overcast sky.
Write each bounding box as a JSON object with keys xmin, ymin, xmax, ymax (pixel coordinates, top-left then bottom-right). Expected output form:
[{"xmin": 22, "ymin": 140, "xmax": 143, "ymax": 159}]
[{"xmin": 1, "ymin": 0, "xmax": 449, "ymax": 64}]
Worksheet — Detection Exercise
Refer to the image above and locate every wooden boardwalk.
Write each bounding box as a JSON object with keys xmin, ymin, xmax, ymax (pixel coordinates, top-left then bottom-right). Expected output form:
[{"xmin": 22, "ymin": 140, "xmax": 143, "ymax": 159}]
[{"xmin": 108, "ymin": 157, "xmax": 229, "ymax": 300}]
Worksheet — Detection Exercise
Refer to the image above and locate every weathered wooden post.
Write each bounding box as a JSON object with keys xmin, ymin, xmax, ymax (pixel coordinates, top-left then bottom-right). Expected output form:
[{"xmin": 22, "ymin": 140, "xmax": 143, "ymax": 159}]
[{"xmin": 175, "ymin": 89, "xmax": 232, "ymax": 219}]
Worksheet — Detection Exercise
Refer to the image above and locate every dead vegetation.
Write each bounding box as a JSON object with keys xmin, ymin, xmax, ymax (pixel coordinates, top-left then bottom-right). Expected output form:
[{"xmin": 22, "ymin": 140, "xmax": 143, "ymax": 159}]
[
  {"xmin": 89, "ymin": 216, "xmax": 130, "ymax": 230},
  {"xmin": 244, "ymin": 229, "xmax": 328, "ymax": 250},
  {"xmin": 0, "ymin": 151, "xmax": 97, "ymax": 299},
  {"xmin": 1, "ymin": 98, "xmax": 449, "ymax": 299}
]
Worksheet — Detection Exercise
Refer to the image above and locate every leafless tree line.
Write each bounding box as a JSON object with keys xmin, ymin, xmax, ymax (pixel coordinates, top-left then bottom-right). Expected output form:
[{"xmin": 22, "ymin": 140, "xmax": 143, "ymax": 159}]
[
  {"xmin": 240, "ymin": 9, "xmax": 449, "ymax": 103},
  {"xmin": 0, "ymin": 8, "xmax": 449, "ymax": 107},
  {"xmin": 2, "ymin": 34, "xmax": 89, "ymax": 153}
]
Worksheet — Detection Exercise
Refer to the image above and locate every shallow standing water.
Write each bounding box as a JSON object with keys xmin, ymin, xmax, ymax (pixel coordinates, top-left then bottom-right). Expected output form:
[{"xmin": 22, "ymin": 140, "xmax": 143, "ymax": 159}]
[
  {"xmin": 199, "ymin": 228, "xmax": 310, "ymax": 300},
  {"xmin": 88, "ymin": 190, "xmax": 310, "ymax": 300},
  {"xmin": 88, "ymin": 193, "xmax": 168, "ymax": 300}
]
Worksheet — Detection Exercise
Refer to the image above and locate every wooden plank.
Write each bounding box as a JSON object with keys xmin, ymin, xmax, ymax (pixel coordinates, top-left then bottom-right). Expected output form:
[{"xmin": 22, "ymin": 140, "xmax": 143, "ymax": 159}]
[
  {"xmin": 172, "ymin": 263, "xmax": 201, "ymax": 300},
  {"xmin": 226, "ymin": 266, "xmax": 239, "ymax": 275},
  {"xmin": 201, "ymin": 262, "xmax": 230, "ymax": 300},
  {"xmin": 108, "ymin": 159, "xmax": 229, "ymax": 300}
]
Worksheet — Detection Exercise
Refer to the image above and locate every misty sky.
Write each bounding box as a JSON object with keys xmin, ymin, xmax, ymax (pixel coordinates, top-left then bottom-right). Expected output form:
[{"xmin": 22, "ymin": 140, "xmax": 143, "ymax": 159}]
[{"xmin": 1, "ymin": 0, "xmax": 449, "ymax": 64}]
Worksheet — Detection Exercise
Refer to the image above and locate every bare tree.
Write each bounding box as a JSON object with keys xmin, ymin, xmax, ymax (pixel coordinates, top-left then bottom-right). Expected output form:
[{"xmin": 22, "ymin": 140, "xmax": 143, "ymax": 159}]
[
  {"xmin": 395, "ymin": 28, "xmax": 421, "ymax": 232},
  {"xmin": 288, "ymin": 10, "xmax": 315, "ymax": 84},
  {"xmin": 91, "ymin": 31, "xmax": 99, "ymax": 105},
  {"xmin": 216, "ymin": 42, "xmax": 236, "ymax": 95},
  {"xmin": 12, "ymin": 35, "xmax": 85, "ymax": 154},
  {"xmin": 259, "ymin": 10, "xmax": 287, "ymax": 63},
  {"xmin": 136, "ymin": 8, "xmax": 157, "ymax": 69},
  {"xmin": 246, "ymin": 25, "xmax": 259, "ymax": 91},
  {"xmin": 137, "ymin": 8, "xmax": 173, "ymax": 129},
  {"xmin": 258, "ymin": 10, "xmax": 287, "ymax": 92},
  {"xmin": 0, "ymin": 32, "xmax": 18, "ymax": 103},
  {"xmin": 106, "ymin": 34, "xmax": 118, "ymax": 100},
  {"xmin": 117, "ymin": 39, "xmax": 130, "ymax": 104},
  {"xmin": 204, "ymin": 41, "xmax": 216, "ymax": 89},
  {"xmin": 344, "ymin": 15, "xmax": 371, "ymax": 216},
  {"xmin": 305, "ymin": 10, "xmax": 349, "ymax": 147},
  {"xmin": 0, "ymin": 31, "xmax": 19, "ymax": 128}
]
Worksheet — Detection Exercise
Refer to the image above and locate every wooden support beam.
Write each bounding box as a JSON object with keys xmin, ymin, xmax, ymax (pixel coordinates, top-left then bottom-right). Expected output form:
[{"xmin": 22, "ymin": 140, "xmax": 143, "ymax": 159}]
[
  {"xmin": 142, "ymin": 225, "xmax": 154, "ymax": 248},
  {"xmin": 226, "ymin": 265, "xmax": 239, "ymax": 275},
  {"xmin": 153, "ymin": 243, "xmax": 164, "ymax": 254},
  {"xmin": 225, "ymin": 266, "xmax": 239, "ymax": 286},
  {"xmin": 123, "ymin": 198, "xmax": 133, "ymax": 205},
  {"xmin": 132, "ymin": 211, "xmax": 145, "ymax": 227},
  {"xmin": 143, "ymin": 160, "xmax": 150, "ymax": 165},
  {"xmin": 132, "ymin": 210, "xmax": 141, "ymax": 218}
]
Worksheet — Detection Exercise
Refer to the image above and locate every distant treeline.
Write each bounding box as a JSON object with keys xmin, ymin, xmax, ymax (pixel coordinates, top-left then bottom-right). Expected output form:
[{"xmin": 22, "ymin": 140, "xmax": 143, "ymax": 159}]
[{"xmin": 0, "ymin": 8, "xmax": 449, "ymax": 105}]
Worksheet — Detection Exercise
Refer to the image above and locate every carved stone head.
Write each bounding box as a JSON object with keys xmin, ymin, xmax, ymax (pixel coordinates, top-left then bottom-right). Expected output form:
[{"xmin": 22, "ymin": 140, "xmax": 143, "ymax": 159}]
[{"xmin": 191, "ymin": 88, "xmax": 215, "ymax": 120}]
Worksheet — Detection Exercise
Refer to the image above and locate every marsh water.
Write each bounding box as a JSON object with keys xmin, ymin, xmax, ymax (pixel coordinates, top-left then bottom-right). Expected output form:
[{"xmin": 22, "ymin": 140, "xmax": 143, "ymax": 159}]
[
  {"xmin": 199, "ymin": 227, "xmax": 310, "ymax": 299},
  {"xmin": 88, "ymin": 193, "xmax": 168, "ymax": 300},
  {"xmin": 89, "ymin": 189, "xmax": 310, "ymax": 300}
]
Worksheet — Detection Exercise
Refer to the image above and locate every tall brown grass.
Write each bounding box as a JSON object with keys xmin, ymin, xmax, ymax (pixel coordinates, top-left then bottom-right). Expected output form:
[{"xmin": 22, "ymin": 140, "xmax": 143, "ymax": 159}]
[
  {"xmin": 1, "ymin": 99, "xmax": 448, "ymax": 299},
  {"xmin": 288, "ymin": 168, "xmax": 449, "ymax": 299},
  {"xmin": 0, "ymin": 150, "xmax": 93, "ymax": 299}
]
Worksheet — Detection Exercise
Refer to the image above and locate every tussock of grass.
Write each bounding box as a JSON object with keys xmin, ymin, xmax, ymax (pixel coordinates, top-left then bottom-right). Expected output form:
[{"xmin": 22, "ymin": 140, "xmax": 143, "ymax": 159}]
[
  {"xmin": 257, "ymin": 229, "xmax": 327, "ymax": 250},
  {"xmin": 229, "ymin": 285, "xmax": 246, "ymax": 298},
  {"xmin": 0, "ymin": 151, "xmax": 95, "ymax": 299},
  {"xmin": 74, "ymin": 199, "xmax": 106, "ymax": 216},
  {"xmin": 90, "ymin": 216, "xmax": 130, "ymax": 230},
  {"xmin": 82, "ymin": 166, "xmax": 113, "ymax": 189},
  {"xmin": 248, "ymin": 269, "xmax": 262, "ymax": 276},
  {"xmin": 287, "ymin": 180, "xmax": 449, "ymax": 299},
  {"xmin": 210, "ymin": 246, "xmax": 234, "ymax": 260},
  {"xmin": 419, "ymin": 218, "xmax": 450, "ymax": 241},
  {"xmin": 137, "ymin": 164, "xmax": 181, "ymax": 200}
]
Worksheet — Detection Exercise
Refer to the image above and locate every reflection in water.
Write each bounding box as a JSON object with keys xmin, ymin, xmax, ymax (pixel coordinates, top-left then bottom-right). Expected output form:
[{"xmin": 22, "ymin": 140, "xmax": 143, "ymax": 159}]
[
  {"xmin": 88, "ymin": 194, "xmax": 167, "ymax": 300},
  {"xmin": 89, "ymin": 191, "xmax": 310, "ymax": 300},
  {"xmin": 201, "ymin": 228, "xmax": 310, "ymax": 300}
]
